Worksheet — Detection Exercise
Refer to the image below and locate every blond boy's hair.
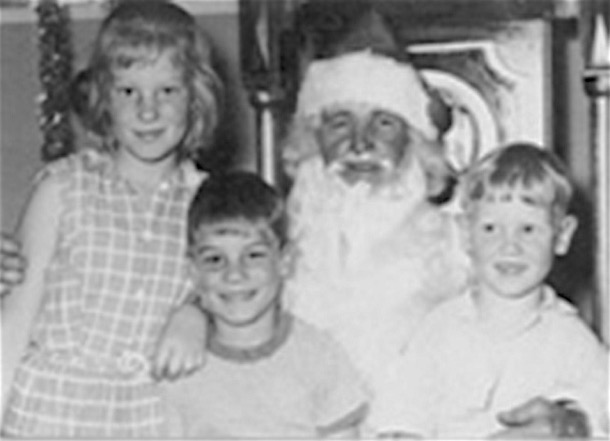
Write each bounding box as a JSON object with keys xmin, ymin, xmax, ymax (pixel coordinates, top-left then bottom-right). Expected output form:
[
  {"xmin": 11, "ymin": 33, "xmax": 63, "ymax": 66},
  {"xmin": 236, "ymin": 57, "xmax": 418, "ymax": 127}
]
[{"xmin": 460, "ymin": 142, "xmax": 574, "ymax": 224}]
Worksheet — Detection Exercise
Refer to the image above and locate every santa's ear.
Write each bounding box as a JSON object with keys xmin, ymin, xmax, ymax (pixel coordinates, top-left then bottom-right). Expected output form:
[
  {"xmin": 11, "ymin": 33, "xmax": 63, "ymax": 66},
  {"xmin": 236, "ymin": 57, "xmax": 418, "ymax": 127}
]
[{"xmin": 426, "ymin": 87, "xmax": 453, "ymax": 137}]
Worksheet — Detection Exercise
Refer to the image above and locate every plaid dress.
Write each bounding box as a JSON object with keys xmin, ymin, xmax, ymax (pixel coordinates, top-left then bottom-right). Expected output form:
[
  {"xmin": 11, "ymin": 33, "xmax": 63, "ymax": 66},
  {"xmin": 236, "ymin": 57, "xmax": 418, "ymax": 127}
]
[{"xmin": 2, "ymin": 150, "xmax": 204, "ymax": 437}]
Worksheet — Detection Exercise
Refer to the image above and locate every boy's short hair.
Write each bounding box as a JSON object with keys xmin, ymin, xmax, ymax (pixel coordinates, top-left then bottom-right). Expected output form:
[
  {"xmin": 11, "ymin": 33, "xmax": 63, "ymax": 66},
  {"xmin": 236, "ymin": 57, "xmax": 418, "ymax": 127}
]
[
  {"xmin": 188, "ymin": 171, "xmax": 288, "ymax": 249},
  {"xmin": 461, "ymin": 142, "xmax": 574, "ymax": 222}
]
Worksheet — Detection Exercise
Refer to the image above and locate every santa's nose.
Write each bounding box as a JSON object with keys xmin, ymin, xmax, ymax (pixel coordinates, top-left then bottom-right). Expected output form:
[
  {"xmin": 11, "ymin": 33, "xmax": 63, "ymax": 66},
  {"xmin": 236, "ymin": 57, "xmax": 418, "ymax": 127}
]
[{"xmin": 351, "ymin": 133, "xmax": 374, "ymax": 154}]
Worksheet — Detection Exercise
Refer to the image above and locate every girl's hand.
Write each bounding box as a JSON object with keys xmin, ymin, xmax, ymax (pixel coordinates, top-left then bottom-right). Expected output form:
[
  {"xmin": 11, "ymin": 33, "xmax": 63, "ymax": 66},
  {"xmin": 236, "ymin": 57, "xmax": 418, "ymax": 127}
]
[
  {"xmin": 152, "ymin": 302, "xmax": 208, "ymax": 381},
  {"xmin": 1, "ymin": 233, "xmax": 27, "ymax": 297}
]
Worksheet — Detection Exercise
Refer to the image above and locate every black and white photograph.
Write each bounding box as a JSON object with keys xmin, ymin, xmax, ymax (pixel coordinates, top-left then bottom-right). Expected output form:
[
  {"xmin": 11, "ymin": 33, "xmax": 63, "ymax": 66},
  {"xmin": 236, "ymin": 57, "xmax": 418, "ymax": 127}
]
[{"xmin": 1, "ymin": 0, "xmax": 608, "ymax": 438}]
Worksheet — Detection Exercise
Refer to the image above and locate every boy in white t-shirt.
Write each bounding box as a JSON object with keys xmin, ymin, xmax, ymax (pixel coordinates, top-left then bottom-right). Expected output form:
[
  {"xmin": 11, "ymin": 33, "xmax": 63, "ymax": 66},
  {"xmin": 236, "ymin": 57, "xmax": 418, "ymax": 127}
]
[
  {"xmin": 160, "ymin": 171, "xmax": 369, "ymax": 438},
  {"xmin": 371, "ymin": 143, "xmax": 608, "ymax": 439}
]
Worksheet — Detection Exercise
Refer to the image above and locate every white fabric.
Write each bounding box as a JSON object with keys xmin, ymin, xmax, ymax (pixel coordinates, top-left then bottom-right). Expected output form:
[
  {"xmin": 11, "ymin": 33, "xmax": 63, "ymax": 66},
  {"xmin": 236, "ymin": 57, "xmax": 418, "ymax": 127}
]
[
  {"xmin": 160, "ymin": 316, "xmax": 369, "ymax": 438},
  {"xmin": 296, "ymin": 50, "xmax": 438, "ymax": 139},
  {"xmin": 370, "ymin": 286, "xmax": 609, "ymax": 439},
  {"xmin": 284, "ymin": 156, "xmax": 469, "ymax": 402}
]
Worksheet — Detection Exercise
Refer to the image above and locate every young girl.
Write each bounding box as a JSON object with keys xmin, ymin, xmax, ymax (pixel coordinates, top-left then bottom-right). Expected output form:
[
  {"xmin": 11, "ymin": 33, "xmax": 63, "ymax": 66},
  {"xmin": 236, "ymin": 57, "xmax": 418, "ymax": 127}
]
[{"xmin": 1, "ymin": 0, "xmax": 222, "ymax": 436}]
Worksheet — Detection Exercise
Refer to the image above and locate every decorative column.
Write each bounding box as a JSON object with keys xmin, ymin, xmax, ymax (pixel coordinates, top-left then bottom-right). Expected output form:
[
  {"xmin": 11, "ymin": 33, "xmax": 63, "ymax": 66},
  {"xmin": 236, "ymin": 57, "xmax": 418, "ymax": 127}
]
[
  {"xmin": 239, "ymin": 0, "xmax": 294, "ymax": 186},
  {"xmin": 252, "ymin": 90, "xmax": 284, "ymax": 186},
  {"xmin": 582, "ymin": 6, "xmax": 610, "ymax": 344}
]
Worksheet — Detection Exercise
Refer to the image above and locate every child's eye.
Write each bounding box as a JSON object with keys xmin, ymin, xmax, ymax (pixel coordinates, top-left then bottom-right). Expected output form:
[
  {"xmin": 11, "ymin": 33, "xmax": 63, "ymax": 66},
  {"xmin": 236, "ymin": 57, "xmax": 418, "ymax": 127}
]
[
  {"xmin": 522, "ymin": 224, "xmax": 536, "ymax": 234},
  {"xmin": 160, "ymin": 86, "xmax": 181, "ymax": 96},
  {"xmin": 115, "ymin": 87, "xmax": 135, "ymax": 97},
  {"xmin": 246, "ymin": 248, "xmax": 270, "ymax": 262},
  {"xmin": 481, "ymin": 223, "xmax": 496, "ymax": 233},
  {"xmin": 199, "ymin": 253, "xmax": 225, "ymax": 269}
]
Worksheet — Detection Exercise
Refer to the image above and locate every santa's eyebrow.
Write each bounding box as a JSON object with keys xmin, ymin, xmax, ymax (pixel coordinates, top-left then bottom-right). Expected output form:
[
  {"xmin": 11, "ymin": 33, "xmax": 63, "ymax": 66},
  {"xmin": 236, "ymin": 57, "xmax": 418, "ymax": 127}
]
[{"xmin": 321, "ymin": 109, "xmax": 353, "ymax": 120}]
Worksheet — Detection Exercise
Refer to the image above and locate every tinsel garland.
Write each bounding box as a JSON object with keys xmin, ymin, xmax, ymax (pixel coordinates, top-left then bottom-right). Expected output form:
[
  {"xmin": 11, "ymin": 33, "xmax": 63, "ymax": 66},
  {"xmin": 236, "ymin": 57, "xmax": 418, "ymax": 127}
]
[{"xmin": 36, "ymin": 0, "xmax": 74, "ymax": 162}]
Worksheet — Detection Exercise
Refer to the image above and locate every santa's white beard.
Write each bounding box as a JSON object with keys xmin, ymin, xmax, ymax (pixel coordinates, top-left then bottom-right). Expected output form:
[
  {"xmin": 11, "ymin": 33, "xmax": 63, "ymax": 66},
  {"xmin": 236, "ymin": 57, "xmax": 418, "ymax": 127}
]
[{"xmin": 284, "ymin": 155, "xmax": 470, "ymax": 395}]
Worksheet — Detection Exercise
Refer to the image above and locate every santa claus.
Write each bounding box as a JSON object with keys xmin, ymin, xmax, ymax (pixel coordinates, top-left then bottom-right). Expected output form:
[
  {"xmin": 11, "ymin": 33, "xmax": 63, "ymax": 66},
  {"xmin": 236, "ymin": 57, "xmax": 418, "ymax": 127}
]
[{"xmin": 281, "ymin": 49, "xmax": 469, "ymax": 394}]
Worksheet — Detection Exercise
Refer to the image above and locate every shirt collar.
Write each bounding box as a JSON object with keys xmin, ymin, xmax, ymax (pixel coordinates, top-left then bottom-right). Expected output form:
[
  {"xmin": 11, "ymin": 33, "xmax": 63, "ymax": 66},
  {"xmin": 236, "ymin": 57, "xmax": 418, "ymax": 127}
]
[
  {"xmin": 457, "ymin": 284, "xmax": 578, "ymax": 322},
  {"xmin": 207, "ymin": 312, "xmax": 293, "ymax": 363},
  {"xmin": 85, "ymin": 149, "xmax": 202, "ymax": 192}
]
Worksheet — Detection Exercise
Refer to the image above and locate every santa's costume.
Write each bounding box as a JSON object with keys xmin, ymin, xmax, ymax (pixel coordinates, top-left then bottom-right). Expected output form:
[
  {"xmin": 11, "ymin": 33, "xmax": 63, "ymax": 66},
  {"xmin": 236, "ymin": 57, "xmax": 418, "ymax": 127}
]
[{"xmin": 282, "ymin": 50, "xmax": 470, "ymax": 401}]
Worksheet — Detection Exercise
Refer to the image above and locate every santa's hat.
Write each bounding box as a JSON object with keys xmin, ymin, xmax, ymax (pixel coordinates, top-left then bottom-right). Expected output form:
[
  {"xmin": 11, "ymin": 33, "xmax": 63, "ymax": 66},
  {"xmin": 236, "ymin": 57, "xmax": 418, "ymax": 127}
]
[{"xmin": 296, "ymin": 49, "xmax": 438, "ymax": 139}]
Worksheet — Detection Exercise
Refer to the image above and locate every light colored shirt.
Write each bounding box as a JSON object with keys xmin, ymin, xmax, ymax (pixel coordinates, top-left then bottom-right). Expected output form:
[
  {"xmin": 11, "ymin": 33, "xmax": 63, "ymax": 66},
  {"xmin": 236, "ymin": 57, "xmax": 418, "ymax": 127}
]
[
  {"xmin": 371, "ymin": 285, "xmax": 609, "ymax": 439},
  {"xmin": 161, "ymin": 313, "xmax": 370, "ymax": 438}
]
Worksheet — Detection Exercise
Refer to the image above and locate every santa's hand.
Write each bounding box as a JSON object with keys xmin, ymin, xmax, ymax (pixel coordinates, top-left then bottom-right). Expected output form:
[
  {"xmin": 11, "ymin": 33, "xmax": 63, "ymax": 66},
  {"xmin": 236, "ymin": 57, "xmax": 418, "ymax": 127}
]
[
  {"xmin": 1, "ymin": 232, "xmax": 26, "ymax": 297},
  {"xmin": 152, "ymin": 302, "xmax": 208, "ymax": 381},
  {"xmin": 490, "ymin": 396, "xmax": 589, "ymax": 439}
]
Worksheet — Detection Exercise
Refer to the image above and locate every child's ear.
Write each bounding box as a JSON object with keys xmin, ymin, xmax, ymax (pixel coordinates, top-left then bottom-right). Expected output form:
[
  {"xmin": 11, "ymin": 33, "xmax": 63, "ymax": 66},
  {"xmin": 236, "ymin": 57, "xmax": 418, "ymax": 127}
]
[
  {"xmin": 279, "ymin": 242, "xmax": 297, "ymax": 278},
  {"xmin": 455, "ymin": 212, "xmax": 473, "ymax": 255},
  {"xmin": 554, "ymin": 214, "xmax": 578, "ymax": 256}
]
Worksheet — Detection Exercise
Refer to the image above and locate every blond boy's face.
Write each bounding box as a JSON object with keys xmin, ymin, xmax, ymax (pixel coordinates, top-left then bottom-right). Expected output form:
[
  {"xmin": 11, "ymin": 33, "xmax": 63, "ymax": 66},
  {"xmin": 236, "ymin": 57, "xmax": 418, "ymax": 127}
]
[
  {"xmin": 467, "ymin": 194, "xmax": 577, "ymax": 300},
  {"xmin": 189, "ymin": 220, "xmax": 290, "ymax": 331}
]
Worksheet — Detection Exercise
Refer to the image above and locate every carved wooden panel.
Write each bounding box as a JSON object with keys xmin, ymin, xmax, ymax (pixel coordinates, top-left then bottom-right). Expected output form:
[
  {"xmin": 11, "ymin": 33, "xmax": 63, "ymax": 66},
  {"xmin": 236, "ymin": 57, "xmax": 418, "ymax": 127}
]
[
  {"xmin": 405, "ymin": 21, "xmax": 551, "ymax": 171},
  {"xmin": 294, "ymin": 0, "xmax": 556, "ymax": 171}
]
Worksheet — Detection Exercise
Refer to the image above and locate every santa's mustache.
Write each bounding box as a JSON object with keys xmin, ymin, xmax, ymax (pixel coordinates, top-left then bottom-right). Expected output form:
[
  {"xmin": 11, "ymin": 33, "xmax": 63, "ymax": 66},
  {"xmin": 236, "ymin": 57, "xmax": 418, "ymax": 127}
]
[{"xmin": 327, "ymin": 155, "xmax": 394, "ymax": 175}]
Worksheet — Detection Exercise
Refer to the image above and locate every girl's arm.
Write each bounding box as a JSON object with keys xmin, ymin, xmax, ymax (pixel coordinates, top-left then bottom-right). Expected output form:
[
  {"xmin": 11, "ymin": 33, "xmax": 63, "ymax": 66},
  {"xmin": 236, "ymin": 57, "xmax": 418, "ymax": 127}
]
[{"xmin": 1, "ymin": 174, "xmax": 61, "ymax": 412}]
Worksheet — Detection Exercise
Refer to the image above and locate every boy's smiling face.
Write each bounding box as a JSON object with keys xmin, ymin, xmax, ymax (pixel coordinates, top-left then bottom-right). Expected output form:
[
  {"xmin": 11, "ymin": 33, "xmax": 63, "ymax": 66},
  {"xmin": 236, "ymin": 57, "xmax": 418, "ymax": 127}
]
[
  {"xmin": 468, "ymin": 191, "xmax": 577, "ymax": 301},
  {"xmin": 189, "ymin": 219, "xmax": 291, "ymax": 340}
]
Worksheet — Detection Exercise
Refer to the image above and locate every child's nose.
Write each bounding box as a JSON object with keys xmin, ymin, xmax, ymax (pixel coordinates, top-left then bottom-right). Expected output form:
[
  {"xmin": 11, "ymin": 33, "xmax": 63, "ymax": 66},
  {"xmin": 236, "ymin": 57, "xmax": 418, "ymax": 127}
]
[
  {"xmin": 137, "ymin": 94, "xmax": 160, "ymax": 121},
  {"xmin": 500, "ymin": 233, "xmax": 523, "ymax": 255},
  {"xmin": 224, "ymin": 263, "xmax": 247, "ymax": 283}
]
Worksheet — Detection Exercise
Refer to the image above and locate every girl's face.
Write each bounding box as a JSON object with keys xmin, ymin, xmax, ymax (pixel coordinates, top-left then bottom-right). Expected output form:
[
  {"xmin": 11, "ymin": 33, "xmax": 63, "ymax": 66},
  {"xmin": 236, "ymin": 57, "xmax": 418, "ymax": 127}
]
[
  {"xmin": 468, "ymin": 194, "xmax": 577, "ymax": 300},
  {"xmin": 109, "ymin": 49, "xmax": 188, "ymax": 167},
  {"xmin": 189, "ymin": 220, "xmax": 291, "ymax": 341}
]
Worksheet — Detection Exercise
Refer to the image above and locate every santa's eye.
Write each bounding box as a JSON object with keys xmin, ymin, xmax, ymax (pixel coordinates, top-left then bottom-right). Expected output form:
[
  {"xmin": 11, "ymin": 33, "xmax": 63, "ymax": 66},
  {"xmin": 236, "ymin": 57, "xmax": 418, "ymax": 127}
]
[
  {"xmin": 322, "ymin": 111, "xmax": 353, "ymax": 133},
  {"xmin": 375, "ymin": 114, "xmax": 399, "ymax": 129}
]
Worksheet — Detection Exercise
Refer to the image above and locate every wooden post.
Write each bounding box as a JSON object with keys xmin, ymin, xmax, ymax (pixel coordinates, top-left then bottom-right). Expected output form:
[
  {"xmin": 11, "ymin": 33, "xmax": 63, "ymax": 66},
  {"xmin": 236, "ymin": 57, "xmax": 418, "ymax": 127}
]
[
  {"xmin": 239, "ymin": 0, "xmax": 293, "ymax": 187},
  {"xmin": 583, "ymin": 12, "xmax": 610, "ymax": 344}
]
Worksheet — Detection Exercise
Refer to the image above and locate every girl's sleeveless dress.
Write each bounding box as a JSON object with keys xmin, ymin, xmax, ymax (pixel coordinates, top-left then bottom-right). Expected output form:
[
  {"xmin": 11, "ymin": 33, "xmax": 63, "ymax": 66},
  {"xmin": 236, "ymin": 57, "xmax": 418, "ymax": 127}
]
[{"xmin": 2, "ymin": 150, "xmax": 204, "ymax": 437}]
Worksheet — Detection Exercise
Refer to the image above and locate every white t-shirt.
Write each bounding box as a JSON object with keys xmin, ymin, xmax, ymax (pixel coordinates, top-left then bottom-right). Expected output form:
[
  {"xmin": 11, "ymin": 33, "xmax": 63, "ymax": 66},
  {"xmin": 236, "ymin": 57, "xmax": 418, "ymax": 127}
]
[
  {"xmin": 161, "ymin": 313, "xmax": 370, "ymax": 438},
  {"xmin": 371, "ymin": 285, "xmax": 609, "ymax": 438}
]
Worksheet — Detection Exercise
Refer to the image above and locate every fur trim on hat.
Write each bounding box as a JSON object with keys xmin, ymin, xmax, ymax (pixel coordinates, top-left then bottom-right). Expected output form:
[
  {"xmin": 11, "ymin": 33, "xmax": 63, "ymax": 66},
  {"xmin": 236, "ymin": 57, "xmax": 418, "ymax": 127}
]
[{"xmin": 296, "ymin": 50, "xmax": 438, "ymax": 139}]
